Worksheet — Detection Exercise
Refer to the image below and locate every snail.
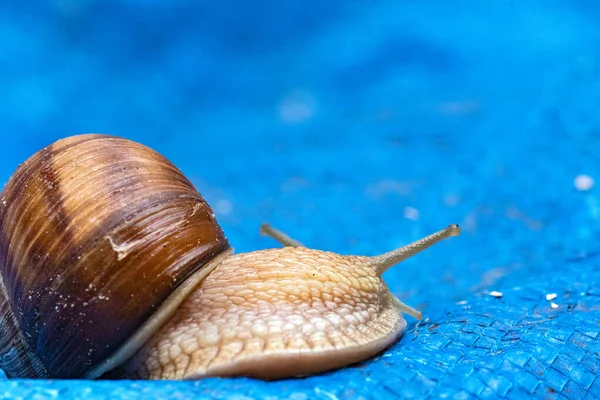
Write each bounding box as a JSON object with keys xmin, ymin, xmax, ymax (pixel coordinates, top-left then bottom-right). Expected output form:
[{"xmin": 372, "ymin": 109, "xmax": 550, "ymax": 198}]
[{"xmin": 0, "ymin": 134, "xmax": 460, "ymax": 380}]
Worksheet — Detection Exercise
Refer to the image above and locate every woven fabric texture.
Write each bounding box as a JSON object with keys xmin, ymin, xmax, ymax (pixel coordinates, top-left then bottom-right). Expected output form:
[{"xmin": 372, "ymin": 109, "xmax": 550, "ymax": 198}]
[{"xmin": 0, "ymin": 1, "xmax": 599, "ymax": 399}]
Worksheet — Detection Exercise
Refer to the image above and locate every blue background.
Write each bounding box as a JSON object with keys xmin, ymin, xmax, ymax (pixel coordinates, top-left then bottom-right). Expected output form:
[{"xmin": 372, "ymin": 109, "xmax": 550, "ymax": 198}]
[{"xmin": 1, "ymin": 1, "xmax": 600, "ymax": 399}]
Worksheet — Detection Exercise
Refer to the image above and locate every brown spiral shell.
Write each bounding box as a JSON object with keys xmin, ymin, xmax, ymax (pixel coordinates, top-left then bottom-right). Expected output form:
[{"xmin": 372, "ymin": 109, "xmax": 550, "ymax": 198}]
[{"xmin": 0, "ymin": 134, "xmax": 230, "ymax": 378}]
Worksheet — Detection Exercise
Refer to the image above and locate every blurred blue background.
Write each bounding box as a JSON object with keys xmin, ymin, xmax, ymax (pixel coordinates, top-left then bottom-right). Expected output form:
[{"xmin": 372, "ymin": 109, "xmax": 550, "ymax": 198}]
[{"xmin": 1, "ymin": 1, "xmax": 600, "ymax": 399}]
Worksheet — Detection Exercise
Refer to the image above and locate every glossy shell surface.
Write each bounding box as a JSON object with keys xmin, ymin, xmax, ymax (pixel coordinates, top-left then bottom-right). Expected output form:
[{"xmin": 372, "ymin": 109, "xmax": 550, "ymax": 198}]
[{"xmin": 0, "ymin": 134, "xmax": 229, "ymax": 378}]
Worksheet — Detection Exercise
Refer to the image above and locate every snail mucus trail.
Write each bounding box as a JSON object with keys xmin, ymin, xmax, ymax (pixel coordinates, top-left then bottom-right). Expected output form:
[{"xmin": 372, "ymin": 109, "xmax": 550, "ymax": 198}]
[{"xmin": 0, "ymin": 134, "xmax": 460, "ymax": 380}]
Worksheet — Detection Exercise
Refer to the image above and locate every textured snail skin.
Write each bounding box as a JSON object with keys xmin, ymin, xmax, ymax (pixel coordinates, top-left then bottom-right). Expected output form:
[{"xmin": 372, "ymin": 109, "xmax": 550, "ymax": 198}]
[
  {"xmin": 0, "ymin": 133, "xmax": 458, "ymax": 381},
  {"xmin": 120, "ymin": 247, "xmax": 407, "ymax": 380},
  {"xmin": 0, "ymin": 134, "xmax": 229, "ymax": 378}
]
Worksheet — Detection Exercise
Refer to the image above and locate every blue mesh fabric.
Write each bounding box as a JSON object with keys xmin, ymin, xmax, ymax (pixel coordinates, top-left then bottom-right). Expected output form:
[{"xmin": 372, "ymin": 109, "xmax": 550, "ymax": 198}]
[{"xmin": 1, "ymin": 1, "xmax": 599, "ymax": 398}]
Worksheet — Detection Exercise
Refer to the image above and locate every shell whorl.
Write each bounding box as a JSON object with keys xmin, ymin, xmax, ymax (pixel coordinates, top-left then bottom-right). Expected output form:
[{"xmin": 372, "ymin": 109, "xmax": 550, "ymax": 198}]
[{"xmin": 0, "ymin": 134, "xmax": 230, "ymax": 378}]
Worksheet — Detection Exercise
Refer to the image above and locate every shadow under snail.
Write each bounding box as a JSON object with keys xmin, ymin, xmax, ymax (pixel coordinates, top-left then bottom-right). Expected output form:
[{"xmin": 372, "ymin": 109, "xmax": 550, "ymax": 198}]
[{"xmin": 0, "ymin": 134, "xmax": 460, "ymax": 380}]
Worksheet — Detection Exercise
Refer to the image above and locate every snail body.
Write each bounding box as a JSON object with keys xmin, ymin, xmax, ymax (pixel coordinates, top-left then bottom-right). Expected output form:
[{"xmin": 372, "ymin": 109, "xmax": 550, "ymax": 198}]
[{"xmin": 0, "ymin": 134, "xmax": 459, "ymax": 380}]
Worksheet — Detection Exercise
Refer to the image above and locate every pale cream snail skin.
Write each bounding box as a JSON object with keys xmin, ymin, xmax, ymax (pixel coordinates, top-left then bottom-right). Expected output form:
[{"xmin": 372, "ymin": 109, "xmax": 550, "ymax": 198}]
[{"xmin": 0, "ymin": 134, "xmax": 460, "ymax": 380}]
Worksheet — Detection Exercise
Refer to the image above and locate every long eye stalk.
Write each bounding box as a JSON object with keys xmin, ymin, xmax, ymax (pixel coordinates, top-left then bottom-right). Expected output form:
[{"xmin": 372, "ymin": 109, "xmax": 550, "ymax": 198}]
[
  {"xmin": 260, "ymin": 223, "xmax": 304, "ymax": 247},
  {"xmin": 371, "ymin": 224, "xmax": 461, "ymax": 276}
]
